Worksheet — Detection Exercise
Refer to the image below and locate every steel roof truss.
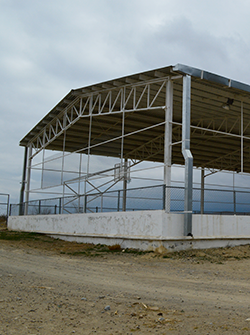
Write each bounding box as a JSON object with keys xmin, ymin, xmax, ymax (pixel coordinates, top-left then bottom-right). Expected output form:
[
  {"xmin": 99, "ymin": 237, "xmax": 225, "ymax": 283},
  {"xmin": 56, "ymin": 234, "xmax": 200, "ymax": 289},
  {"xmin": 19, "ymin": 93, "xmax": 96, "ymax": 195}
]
[
  {"xmin": 28, "ymin": 79, "xmax": 173, "ymax": 158},
  {"xmin": 149, "ymin": 80, "xmax": 167, "ymax": 108}
]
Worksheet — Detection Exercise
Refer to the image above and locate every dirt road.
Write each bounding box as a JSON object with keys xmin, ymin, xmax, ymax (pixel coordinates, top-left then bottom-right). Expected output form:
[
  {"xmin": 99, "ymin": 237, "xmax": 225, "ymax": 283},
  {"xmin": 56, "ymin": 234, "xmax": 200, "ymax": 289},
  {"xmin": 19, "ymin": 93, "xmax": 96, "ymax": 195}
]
[{"xmin": 1, "ymin": 228, "xmax": 250, "ymax": 334}]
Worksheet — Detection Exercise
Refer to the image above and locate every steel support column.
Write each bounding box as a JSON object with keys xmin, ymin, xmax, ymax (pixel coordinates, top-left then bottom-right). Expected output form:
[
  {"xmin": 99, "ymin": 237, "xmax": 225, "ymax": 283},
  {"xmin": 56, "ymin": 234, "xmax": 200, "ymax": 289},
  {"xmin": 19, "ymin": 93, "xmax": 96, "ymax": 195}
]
[
  {"xmin": 200, "ymin": 167, "xmax": 205, "ymax": 214},
  {"xmin": 164, "ymin": 80, "xmax": 173, "ymax": 212},
  {"xmin": 241, "ymin": 101, "xmax": 244, "ymax": 173},
  {"xmin": 84, "ymin": 111, "xmax": 93, "ymax": 213},
  {"xmin": 182, "ymin": 75, "xmax": 193, "ymax": 236},
  {"xmin": 24, "ymin": 145, "xmax": 32, "ymax": 215},
  {"xmin": 19, "ymin": 146, "xmax": 28, "ymax": 215},
  {"xmin": 122, "ymin": 159, "xmax": 128, "ymax": 211}
]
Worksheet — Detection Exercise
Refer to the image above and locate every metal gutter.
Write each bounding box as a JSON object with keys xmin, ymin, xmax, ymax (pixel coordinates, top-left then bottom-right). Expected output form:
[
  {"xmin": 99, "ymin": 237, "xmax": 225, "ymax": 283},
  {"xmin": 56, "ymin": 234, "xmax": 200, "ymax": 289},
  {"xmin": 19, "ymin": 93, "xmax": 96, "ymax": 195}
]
[{"xmin": 173, "ymin": 63, "xmax": 250, "ymax": 93}]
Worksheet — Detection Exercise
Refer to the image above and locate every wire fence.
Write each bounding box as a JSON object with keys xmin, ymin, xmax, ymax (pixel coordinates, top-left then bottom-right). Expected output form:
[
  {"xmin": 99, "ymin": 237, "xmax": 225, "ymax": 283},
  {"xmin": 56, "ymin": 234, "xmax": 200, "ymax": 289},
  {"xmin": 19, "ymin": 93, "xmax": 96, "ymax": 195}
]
[
  {"xmin": 0, "ymin": 193, "xmax": 10, "ymax": 219},
  {"xmin": 9, "ymin": 185, "xmax": 250, "ymax": 216}
]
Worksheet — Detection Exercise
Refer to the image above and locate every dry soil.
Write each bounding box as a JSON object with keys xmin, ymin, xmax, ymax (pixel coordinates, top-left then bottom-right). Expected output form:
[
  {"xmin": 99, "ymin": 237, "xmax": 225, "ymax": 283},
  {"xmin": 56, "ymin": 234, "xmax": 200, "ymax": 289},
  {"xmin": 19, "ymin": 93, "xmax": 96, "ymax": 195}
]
[{"xmin": 1, "ymin": 219, "xmax": 250, "ymax": 334}]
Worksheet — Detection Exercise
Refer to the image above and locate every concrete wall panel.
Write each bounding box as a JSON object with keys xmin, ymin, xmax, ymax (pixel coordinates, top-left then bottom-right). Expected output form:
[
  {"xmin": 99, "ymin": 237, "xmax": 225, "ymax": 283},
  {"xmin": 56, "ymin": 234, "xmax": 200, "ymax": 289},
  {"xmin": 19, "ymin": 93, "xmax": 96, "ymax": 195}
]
[{"xmin": 8, "ymin": 211, "xmax": 250, "ymax": 251}]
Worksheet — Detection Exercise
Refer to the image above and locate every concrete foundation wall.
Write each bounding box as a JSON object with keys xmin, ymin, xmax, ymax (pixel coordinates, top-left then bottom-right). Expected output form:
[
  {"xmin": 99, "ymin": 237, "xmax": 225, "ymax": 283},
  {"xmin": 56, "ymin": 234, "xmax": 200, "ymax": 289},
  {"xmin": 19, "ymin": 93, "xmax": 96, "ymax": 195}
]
[
  {"xmin": 193, "ymin": 215, "xmax": 250, "ymax": 237},
  {"xmin": 8, "ymin": 211, "xmax": 250, "ymax": 251}
]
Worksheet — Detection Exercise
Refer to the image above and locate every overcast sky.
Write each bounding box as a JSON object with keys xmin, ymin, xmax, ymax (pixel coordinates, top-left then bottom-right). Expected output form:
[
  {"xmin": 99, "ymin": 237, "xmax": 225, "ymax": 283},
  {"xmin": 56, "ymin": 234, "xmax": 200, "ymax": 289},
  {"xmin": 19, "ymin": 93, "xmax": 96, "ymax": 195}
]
[{"xmin": 1, "ymin": 0, "xmax": 250, "ymax": 203}]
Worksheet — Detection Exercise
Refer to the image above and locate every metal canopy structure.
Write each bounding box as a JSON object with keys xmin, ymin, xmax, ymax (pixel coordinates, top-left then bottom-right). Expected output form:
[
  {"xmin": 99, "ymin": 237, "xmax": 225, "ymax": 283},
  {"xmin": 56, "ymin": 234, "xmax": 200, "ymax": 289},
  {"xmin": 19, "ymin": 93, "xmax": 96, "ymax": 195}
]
[
  {"xmin": 20, "ymin": 64, "xmax": 250, "ymax": 170},
  {"xmin": 19, "ymin": 64, "xmax": 250, "ymax": 235}
]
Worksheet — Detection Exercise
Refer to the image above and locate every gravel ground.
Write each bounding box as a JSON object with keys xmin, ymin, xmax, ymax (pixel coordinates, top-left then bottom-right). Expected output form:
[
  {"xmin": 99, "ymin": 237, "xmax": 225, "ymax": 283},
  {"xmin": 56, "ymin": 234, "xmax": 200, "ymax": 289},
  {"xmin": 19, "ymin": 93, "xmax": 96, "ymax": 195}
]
[{"xmin": 1, "ymin": 221, "xmax": 250, "ymax": 334}]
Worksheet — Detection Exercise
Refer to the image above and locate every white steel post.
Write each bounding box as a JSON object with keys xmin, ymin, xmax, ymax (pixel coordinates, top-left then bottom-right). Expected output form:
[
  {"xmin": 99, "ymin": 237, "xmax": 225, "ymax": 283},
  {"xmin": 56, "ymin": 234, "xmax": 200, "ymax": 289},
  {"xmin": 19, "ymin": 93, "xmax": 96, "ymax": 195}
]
[
  {"xmin": 200, "ymin": 167, "xmax": 205, "ymax": 214},
  {"xmin": 241, "ymin": 101, "xmax": 244, "ymax": 173},
  {"xmin": 122, "ymin": 158, "xmax": 128, "ymax": 211},
  {"xmin": 19, "ymin": 147, "xmax": 28, "ymax": 215},
  {"xmin": 164, "ymin": 79, "xmax": 173, "ymax": 212},
  {"xmin": 41, "ymin": 148, "xmax": 45, "ymax": 188},
  {"xmin": 61, "ymin": 130, "xmax": 66, "ymax": 185},
  {"xmin": 182, "ymin": 75, "xmax": 193, "ymax": 236},
  {"xmin": 78, "ymin": 153, "xmax": 82, "ymax": 212},
  {"xmin": 121, "ymin": 91, "xmax": 127, "ymax": 212},
  {"xmin": 84, "ymin": 107, "xmax": 93, "ymax": 213},
  {"xmin": 62, "ymin": 183, "xmax": 65, "ymax": 214},
  {"xmin": 24, "ymin": 145, "xmax": 32, "ymax": 215}
]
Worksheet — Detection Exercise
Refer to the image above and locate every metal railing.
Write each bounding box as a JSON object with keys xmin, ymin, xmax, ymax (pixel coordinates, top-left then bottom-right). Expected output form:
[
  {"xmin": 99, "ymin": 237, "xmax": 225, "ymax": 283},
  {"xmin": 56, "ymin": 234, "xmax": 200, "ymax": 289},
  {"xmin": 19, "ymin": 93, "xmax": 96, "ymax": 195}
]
[
  {"xmin": 0, "ymin": 193, "xmax": 10, "ymax": 220},
  {"xmin": 9, "ymin": 185, "xmax": 250, "ymax": 216}
]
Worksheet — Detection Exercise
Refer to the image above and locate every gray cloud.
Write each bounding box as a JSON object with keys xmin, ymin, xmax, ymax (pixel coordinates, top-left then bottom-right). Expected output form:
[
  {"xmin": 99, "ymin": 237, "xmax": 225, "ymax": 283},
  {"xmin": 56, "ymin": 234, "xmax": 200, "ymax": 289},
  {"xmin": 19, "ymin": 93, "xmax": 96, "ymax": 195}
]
[{"xmin": 1, "ymin": 0, "xmax": 250, "ymax": 202}]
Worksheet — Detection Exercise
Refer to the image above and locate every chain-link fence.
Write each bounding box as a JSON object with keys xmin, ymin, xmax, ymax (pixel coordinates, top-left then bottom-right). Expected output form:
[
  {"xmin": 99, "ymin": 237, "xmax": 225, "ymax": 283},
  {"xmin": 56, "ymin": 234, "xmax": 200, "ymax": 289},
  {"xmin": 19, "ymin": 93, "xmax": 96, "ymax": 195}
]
[
  {"xmin": 84, "ymin": 184, "xmax": 166, "ymax": 213},
  {"xmin": 193, "ymin": 187, "xmax": 250, "ymax": 214},
  {"xmin": 0, "ymin": 193, "xmax": 10, "ymax": 219},
  {"xmin": 9, "ymin": 185, "xmax": 250, "ymax": 216},
  {"xmin": 10, "ymin": 197, "xmax": 63, "ymax": 216}
]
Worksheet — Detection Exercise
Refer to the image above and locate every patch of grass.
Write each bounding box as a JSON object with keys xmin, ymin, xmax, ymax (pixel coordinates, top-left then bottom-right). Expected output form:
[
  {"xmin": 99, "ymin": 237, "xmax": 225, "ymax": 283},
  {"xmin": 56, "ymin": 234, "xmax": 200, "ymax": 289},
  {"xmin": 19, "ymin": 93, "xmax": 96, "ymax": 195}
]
[
  {"xmin": 41, "ymin": 239, "xmax": 56, "ymax": 243},
  {"xmin": 0, "ymin": 231, "xmax": 41, "ymax": 241},
  {"xmin": 64, "ymin": 244, "xmax": 153, "ymax": 257},
  {"xmin": 67, "ymin": 251, "xmax": 88, "ymax": 256}
]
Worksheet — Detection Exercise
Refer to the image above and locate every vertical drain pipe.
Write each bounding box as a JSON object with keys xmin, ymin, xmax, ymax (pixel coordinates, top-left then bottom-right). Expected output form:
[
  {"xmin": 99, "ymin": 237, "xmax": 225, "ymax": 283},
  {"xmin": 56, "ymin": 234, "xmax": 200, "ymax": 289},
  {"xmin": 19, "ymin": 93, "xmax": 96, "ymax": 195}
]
[{"xmin": 182, "ymin": 75, "xmax": 193, "ymax": 236}]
